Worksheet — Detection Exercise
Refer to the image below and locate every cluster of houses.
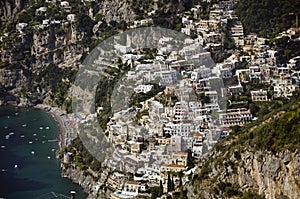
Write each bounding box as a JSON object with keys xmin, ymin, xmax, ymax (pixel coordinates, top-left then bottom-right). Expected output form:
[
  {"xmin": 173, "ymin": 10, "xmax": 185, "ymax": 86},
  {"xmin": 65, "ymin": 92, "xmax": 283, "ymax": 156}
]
[
  {"xmin": 21, "ymin": 0, "xmax": 298, "ymax": 198},
  {"xmin": 104, "ymin": 1, "xmax": 300, "ymax": 198},
  {"xmin": 15, "ymin": 0, "xmax": 85, "ymax": 35}
]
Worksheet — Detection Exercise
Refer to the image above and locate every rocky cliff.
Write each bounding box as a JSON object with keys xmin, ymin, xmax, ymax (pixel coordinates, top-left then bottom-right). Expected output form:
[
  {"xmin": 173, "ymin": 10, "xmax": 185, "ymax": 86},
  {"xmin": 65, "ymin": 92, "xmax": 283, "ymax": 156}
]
[
  {"xmin": 63, "ymin": 167, "xmax": 98, "ymax": 198},
  {"xmin": 62, "ymin": 166, "xmax": 111, "ymax": 199},
  {"xmin": 187, "ymin": 149, "xmax": 300, "ymax": 199},
  {"xmin": 0, "ymin": 0, "xmax": 28, "ymax": 22},
  {"xmin": 0, "ymin": 0, "xmax": 192, "ymax": 107},
  {"xmin": 185, "ymin": 100, "xmax": 300, "ymax": 199}
]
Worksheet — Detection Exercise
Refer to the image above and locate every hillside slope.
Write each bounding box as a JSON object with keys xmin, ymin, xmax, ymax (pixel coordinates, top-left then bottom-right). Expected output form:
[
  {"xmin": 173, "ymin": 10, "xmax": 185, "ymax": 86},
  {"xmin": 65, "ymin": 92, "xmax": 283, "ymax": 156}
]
[
  {"xmin": 236, "ymin": 0, "xmax": 299, "ymax": 38},
  {"xmin": 185, "ymin": 98, "xmax": 300, "ymax": 199}
]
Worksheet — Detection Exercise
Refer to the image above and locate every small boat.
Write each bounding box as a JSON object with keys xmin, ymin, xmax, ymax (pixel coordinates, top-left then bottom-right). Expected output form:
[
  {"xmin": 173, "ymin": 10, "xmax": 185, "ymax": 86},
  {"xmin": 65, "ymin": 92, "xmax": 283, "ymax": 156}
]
[
  {"xmin": 7, "ymin": 116, "xmax": 10, "ymax": 119},
  {"xmin": 46, "ymin": 126, "xmax": 50, "ymax": 130},
  {"xmin": 1, "ymin": 169, "xmax": 7, "ymax": 172},
  {"xmin": 39, "ymin": 127, "xmax": 43, "ymax": 130},
  {"xmin": 33, "ymin": 133, "xmax": 37, "ymax": 136},
  {"xmin": 28, "ymin": 141, "xmax": 33, "ymax": 144},
  {"xmin": 22, "ymin": 124, "xmax": 27, "ymax": 127},
  {"xmin": 47, "ymin": 156, "xmax": 51, "ymax": 159},
  {"xmin": 20, "ymin": 135, "xmax": 25, "ymax": 138},
  {"xmin": 5, "ymin": 135, "xmax": 10, "ymax": 139},
  {"xmin": 4, "ymin": 126, "xmax": 8, "ymax": 129},
  {"xmin": 31, "ymin": 151, "xmax": 35, "ymax": 155},
  {"xmin": 1, "ymin": 145, "xmax": 5, "ymax": 149},
  {"xmin": 48, "ymin": 139, "xmax": 58, "ymax": 142},
  {"xmin": 9, "ymin": 132, "xmax": 14, "ymax": 135},
  {"xmin": 15, "ymin": 112, "xmax": 19, "ymax": 116},
  {"xmin": 14, "ymin": 164, "xmax": 18, "ymax": 168},
  {"xmin": 42, "ymin": 141, "xmax": 46, "ymax": 144},
  {"xmin": 51, "ymin": 148, "xmax": 55, "ymax": 152}
]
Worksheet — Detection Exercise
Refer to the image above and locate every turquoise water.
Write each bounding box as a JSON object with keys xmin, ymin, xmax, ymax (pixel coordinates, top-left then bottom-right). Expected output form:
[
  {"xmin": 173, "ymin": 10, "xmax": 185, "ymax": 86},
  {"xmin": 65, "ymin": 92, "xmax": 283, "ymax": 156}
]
[{"xmin": 0, "ymin": 106, "xmax": 87, "ymax": 199}]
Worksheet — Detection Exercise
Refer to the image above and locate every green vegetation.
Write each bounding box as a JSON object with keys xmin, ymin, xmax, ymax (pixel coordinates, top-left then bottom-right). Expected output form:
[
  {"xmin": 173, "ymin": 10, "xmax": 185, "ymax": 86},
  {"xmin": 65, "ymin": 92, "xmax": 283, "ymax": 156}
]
[
  {"xmin": 270, "ymin": 36, "xmax": 300, "ymax": 64},
  {"xmin": 236, "ymin": 0, "xmax": 299, "ymax": 38},
  {"xmin": 130, "ymin": 85, "xmax": 163, "ymax": 107},
  {"xmin": 192, "ymin": 97, "xmax": 300, "ymax": 198},
  {"xmin": 156, "ymin": 93, "xmax": 178, "ymax": 107},
  {"xmin": 95, "ymin": 63, "xmax": 131, "ymax": 130},
  {"xmin": 66, "ymin": 137, "xmax": 102, "ymax": 172}
]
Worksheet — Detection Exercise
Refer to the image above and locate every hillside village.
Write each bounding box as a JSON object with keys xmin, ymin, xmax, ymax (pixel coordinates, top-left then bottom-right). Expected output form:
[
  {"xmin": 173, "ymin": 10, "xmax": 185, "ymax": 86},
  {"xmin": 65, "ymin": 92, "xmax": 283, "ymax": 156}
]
[
  {"xmin": 55, "ymin": 1, "xmax": 300, "ymax": 199},
  {"xmin": 1, "ymin": 0, "xmax": 300, "ymax": 198}
]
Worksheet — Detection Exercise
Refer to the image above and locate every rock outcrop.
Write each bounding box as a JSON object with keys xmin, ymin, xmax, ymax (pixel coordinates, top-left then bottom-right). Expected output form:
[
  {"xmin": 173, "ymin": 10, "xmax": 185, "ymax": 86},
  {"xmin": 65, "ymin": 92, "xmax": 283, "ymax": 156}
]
[
  {"xmin": 0, "ymin": 0, "xmax": 28, "ymax": 22},
  {"xmin": 187, "ymin": 149, "xmax": 300, "ymax": 199}
]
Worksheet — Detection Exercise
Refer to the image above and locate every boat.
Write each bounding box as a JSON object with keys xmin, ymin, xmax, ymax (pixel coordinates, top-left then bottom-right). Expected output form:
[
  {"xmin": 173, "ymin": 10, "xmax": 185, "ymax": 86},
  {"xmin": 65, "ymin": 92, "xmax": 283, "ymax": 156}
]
[
  {"xmin": 48, "ymin": 139, "xmax": 58, "ymax": 142},
  {"xmin": 29, "ymin": 141, "xmax": 33, "ymax": 144},
  {"xmin": 31, "ymin": 151, "xmax": 35, "ymax": 155},
  {"xmin": 20, "ymin": 135, "xmax": 25, "ymax": 138},
  {"xmin": 1, "ymin": 145, "xmax": 5, "ymax": 149},
  {"xmin": 46, "ymin": 126, "xmax": 50, "ymax": 130},
  {"xmin": 33, "ymin": 133, "xmax": 37, "ymax": 136},
  {"xmin": 22, "ymin": 124, "xmax": 27, "ymax": 127},
  {"xmin": 40, "ymin": 127, "xmax": 43, "ymax": 130},
  {"xmin": 15, "ymin": 112, "xmax": 19, "ymax": 116},
  {"xmin": 14, "ymin": 164, "xmax": 18, "ymax": 168},
  {"xmin": 5, "ymin": 135, "xmax": 10, "ymax": 139}
]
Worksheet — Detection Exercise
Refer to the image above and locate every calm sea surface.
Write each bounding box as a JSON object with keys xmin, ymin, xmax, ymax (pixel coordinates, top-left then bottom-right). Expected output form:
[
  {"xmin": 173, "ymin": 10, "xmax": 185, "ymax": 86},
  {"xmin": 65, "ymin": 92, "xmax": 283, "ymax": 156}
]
[{"xmin": 0, "ymin": 106, "xmax": 87, "ymax": 199}]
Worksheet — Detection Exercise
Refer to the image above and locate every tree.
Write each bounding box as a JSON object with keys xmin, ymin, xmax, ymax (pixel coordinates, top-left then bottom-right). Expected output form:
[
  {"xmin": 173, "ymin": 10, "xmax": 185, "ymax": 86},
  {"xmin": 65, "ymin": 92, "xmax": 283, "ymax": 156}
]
[
  {"xmin": 167, "ymin": 173, "xmax": 172, "ymax": 192},
  {"xmin": 159, "ymin": 180, "xmax": 163, "ymax": 196}
]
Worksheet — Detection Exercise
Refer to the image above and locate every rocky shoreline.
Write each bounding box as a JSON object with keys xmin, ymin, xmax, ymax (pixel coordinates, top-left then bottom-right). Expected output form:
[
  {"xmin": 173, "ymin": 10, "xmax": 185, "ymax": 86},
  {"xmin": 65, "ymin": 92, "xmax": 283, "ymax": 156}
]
[
  {"xmin": 0, "ymin": 103, "xmax": 96, "ymax": 198},
  {"xmin": 62, "ymin": 167, "xmax": 100, "ymax": 199},
  {"xmin": 34, "ymin": 104, "xmax": 98, "ymax": 198}
]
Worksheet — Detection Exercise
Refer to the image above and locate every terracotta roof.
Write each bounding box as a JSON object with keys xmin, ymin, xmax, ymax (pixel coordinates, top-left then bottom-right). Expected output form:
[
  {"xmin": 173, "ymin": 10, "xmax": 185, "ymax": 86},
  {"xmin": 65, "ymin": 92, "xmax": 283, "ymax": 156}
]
[
  {"xmin": 126, "ymin": 181, "xmax": 139, "ymax": 185},
  {"xmin": 162, "ymin": 164, "xmax": 185, "ymax": 168},
  {"xmin": 193, "ymin": 133, "xmax": 204, "ymax": 137}
]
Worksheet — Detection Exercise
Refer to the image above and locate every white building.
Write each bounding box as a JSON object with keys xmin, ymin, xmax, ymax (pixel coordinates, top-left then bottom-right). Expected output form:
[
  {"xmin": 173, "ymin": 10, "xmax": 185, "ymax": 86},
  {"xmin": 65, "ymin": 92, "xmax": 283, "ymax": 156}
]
[
  {"xmin": 134, "ymin": 84, "xmax": 153, "ymax": 93},
  {"xmin": 219, "ymin": 108, "xmax": 252, "ymax": 127},
  {"xmin": 122, "ymin": 181, "xmax": 146, "ymax": 197},
  {"xmin": 251, "ymin": 89, "xmax": 268, "ymax": 101}
]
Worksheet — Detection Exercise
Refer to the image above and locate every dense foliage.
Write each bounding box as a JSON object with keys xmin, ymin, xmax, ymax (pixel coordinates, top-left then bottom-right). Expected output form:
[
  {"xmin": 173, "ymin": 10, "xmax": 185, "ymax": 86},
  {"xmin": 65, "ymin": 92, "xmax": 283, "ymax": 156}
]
[{"xmin": 236, "ymin": 0, "xmax": 299, "ymax": 38}]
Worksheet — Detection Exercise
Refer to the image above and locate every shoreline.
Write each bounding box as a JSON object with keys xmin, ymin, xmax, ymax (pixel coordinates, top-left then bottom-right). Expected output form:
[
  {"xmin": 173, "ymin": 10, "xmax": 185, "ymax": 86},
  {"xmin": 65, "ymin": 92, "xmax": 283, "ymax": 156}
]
[{"xmin": 34, "ymin": 104, "xmax": 67, "ymax": 151}]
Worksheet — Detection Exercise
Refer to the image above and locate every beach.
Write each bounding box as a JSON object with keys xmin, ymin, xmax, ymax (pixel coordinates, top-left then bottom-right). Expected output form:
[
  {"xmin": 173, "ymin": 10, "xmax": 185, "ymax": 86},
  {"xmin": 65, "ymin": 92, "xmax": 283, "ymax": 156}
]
[
  {"xmin": 34, "ymin": 104, "xmax": 67, "ymax": 151},
  {"xmin": 0, "ymin": 106, "xmax": 87, "ymax": 198}
]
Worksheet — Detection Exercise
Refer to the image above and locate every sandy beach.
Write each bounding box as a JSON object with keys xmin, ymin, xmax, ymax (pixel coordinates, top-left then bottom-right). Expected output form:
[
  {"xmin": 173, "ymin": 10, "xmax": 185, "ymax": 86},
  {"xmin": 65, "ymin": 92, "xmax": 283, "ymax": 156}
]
[{"xmin": 34, "ymin": 104, "xmax": 68, "ymax": 151}]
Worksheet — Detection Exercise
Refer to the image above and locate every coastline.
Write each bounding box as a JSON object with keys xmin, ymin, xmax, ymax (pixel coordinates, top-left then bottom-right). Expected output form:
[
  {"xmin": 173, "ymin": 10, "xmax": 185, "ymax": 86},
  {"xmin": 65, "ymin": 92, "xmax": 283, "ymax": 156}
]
[
  {"xmin": 1, "ymin": 104, "xmax": 97, "ymax": 198},
  {"xmin": 0, "ymin": 105, "xmax": 88, "ymax": 198},
  {"xmin": 34, "ymin": 104, "xmax": 67, "ymax": 151}
]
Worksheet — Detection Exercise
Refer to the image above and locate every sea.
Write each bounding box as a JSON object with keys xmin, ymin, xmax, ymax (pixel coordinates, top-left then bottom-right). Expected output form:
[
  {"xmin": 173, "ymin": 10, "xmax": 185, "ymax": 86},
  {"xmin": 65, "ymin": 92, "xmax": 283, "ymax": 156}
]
[{"xmin": 0, "ymin": 106, "xmax": 87, "ymax": 199}]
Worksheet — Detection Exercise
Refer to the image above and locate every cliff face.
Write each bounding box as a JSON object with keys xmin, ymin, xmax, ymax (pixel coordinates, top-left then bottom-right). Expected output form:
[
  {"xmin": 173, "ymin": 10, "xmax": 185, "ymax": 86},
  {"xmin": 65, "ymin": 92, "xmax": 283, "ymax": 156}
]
[
  {"xmin": 97, "ymin": 0, "xmax": 135, "ymax": 23},
  {"xmin": 0, "ymin": 0, "xmax": 194, "ymax": 106},
  {"xmin": 186, "ymin": 101, "xmax": 300, "ymax": 199},
  {"xmin": 63, "ymin": 167, "xmax": 98, "ymax": 197},
  {"xmin": 62, "ymin": 166, "xmax": 111, "ymax": 198},
  {"xmin": 0, "ymin": 0, "xmax": 28, "ymax": 22},
  {"xmin": 187, "ymin": 149, "xmax": 300, "ymax": 199}
]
